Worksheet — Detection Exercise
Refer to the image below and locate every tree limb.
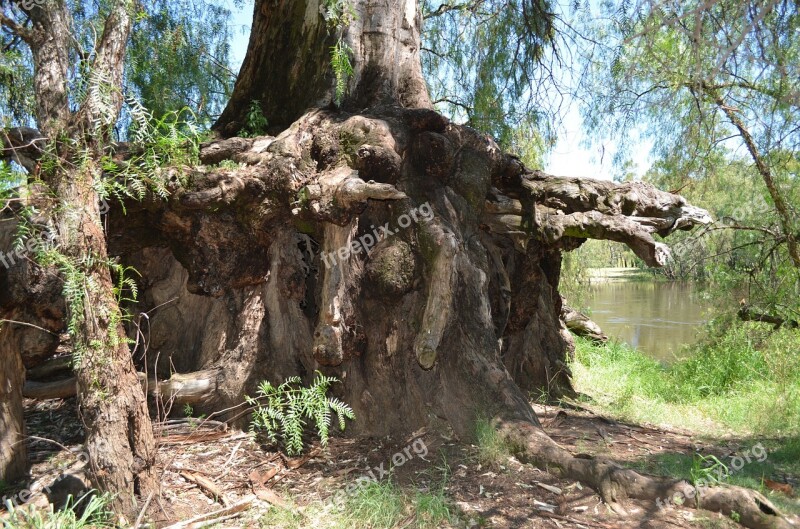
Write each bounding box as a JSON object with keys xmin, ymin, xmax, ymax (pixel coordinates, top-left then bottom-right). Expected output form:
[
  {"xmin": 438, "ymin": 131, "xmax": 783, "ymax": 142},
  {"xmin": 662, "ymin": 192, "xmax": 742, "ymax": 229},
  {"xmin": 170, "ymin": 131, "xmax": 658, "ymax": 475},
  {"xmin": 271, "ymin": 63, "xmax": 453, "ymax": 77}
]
[
  {"xmin": 0, "ymin": 10, "xmax": 33, "ymax": 42},
  {"xmin": 702, "ymin": 83, "xmax": 800, "ymax": 268}
]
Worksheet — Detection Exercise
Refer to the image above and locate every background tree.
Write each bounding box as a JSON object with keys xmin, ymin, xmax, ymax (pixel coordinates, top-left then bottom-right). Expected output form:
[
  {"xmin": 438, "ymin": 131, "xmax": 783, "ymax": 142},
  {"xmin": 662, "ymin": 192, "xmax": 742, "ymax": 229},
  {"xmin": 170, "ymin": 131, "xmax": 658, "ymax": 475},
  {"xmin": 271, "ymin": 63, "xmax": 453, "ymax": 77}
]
[
  {"xmin": 0, "ymin": 0, "xmax": 151, "ymax": 510},
  {"xmin": 0, "ymin": 0, "xmax": 239, "ymax": 496},
  {"xmin": 576, "ymin": 0, "xmax": 799, "ymax": 320}
]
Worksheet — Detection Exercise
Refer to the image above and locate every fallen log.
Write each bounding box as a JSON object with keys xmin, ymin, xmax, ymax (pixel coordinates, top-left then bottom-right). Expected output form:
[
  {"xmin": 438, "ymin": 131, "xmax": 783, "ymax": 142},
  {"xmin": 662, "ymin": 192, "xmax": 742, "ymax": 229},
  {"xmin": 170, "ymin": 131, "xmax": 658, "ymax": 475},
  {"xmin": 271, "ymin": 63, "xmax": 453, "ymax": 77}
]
[
  {"xmin": 26, "ymin": 355, "xmax": 72, "ymax": 381},
  {"xmin": 738, "ymin": 305, "xmax": 798, "ymax": 329},
  {"xmin": 22, "ymin": 369, "xmax": 220, "ymax": 405},
  {"xmin": 561, "ymin": 303, "xmax": 608, "ymax": 343}
]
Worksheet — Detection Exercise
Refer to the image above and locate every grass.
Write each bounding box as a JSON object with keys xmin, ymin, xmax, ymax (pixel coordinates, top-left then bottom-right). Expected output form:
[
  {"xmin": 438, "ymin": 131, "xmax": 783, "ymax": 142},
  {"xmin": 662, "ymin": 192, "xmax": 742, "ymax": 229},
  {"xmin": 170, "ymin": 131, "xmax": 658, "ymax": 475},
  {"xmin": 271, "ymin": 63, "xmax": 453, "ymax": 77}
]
[
  {"xmin": 258, "ymin": 478, "xmax": 458, "ymax": 529},
  {"xmin": 570, "ymin": 318, "xmax": 800, "ymax": 435},
  {"xmin": 1, "ymin": 492, "xmax": 114, "ymax": 529},
  {"xmin": 571, "ymin": 318, "xmax": 800, "ymax": 514},
  {"xmin": 473, "ymin": 418, "xmax": 514, "ymax": 469}
]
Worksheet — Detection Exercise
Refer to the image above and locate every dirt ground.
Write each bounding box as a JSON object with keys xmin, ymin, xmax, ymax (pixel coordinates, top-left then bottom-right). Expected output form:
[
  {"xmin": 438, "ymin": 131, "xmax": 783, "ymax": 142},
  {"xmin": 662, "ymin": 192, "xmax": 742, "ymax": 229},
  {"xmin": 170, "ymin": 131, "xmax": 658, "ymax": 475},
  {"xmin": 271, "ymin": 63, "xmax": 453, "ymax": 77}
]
[{"xmin": 3, "ymin": 398, "xmax": 798, "ymax": 528}]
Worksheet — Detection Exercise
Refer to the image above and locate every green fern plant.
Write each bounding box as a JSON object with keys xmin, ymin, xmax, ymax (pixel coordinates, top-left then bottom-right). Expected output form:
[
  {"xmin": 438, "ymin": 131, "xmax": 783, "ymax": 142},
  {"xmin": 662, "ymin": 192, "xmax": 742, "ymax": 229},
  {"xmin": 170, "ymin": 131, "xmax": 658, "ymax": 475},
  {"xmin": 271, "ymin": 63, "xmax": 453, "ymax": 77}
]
[
  {"xmin": 330, "ymin": 39, "xmax": 354, "ymax": 104},
  {"xmin": 321, "ymin": 0, "xmax": 356, "ymax": 105},
  {"xmin": 246, "ymin": 371, "xmax": 355, "ymax": 456},
  {"xmin": 97, "ymin": 101, "xmax": 200, "ymax": 205}
]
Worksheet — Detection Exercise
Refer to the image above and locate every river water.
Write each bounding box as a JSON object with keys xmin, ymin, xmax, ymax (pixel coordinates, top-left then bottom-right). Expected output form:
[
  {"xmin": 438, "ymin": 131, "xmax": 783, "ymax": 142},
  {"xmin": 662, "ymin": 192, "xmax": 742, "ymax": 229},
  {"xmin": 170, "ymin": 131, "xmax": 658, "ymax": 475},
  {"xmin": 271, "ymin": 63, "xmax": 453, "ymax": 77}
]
[{"xmin": 583, "ymin": 273, "xmax": 710, "ymax": 362}]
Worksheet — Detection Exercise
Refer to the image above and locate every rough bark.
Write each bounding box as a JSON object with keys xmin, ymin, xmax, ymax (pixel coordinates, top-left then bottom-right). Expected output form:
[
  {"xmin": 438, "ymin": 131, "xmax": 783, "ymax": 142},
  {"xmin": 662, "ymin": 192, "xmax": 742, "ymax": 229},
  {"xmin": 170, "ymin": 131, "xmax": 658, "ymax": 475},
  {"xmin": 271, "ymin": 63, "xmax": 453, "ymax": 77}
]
[
  {"xmin": 0, "ymin": 220, "xmax": 64, "ymax": 484},
  {"xmin": 0, "ymin": 0, "xmax": 158, "ymax": 513},
  {"xmin": 97, "ymin": 106, "xmax": 711, "ymax": 433},
  {"xmin": 0, "ymin": 326, "xmax": 26, "ymax": 484},
  {"xmin": 214, "ymin": 0, "xmax": 431, "ymax": 135}
]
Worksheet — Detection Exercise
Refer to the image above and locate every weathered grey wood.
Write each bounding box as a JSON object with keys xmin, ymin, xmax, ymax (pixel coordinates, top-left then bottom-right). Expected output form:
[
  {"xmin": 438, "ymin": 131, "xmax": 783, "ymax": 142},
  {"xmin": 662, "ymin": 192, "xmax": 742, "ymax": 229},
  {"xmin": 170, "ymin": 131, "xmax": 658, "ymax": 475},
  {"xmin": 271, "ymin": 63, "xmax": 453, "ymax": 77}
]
[
  {"xmin": 561, "ymin": 303, "xmax": 608, "ymax": 343},
  {"xmin": 23, "ymin": 370, "xmax": 220, "ymax": 406}
]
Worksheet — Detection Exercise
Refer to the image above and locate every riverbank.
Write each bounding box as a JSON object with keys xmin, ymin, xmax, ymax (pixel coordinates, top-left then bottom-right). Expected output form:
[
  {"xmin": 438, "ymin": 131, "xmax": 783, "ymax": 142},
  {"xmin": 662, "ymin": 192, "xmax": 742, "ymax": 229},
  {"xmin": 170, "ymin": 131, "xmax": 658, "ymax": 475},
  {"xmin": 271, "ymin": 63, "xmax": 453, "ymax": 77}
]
[
  {"xmin": 570, "ymin": 320, "xmax": 800, "ymax": 435},
  {"xmin": 587, "ymin": 267, "xmax": 656, "ymax": 282},
  {"xmin": 569, "ymin": 325, "xmax": 800, "ymax": 516}
]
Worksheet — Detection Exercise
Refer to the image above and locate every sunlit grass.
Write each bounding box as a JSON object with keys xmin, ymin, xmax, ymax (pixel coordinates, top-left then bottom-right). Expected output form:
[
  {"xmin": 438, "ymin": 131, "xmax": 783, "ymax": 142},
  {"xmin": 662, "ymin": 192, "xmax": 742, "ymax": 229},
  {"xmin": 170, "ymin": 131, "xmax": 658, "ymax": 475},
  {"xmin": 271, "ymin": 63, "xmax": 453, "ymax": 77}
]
[
  {"xmin": 571, "ymin": 320, "xmax": 800, "ymax": 436},
  {"xmin": 258, "ymin": 479, "xmax": 458, "ymax": 529},
  {"xmin": 2, "ymin": 492, "xmax": 114, "ymax": 529},
  {"xmin": 473, "ymin": 418, "xmax": 514, "ymax": 469}
]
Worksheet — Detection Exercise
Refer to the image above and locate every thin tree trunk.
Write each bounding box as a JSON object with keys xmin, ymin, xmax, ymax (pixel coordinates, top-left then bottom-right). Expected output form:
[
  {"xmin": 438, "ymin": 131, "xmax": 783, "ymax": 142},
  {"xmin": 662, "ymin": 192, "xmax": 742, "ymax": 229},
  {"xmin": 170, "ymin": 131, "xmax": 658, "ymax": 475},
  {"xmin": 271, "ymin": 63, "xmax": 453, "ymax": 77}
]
[
  {"xmin": 21, "ymin": 0, "xmax": 158, "ymax": 513},
  {"xmin": 705, "ymin": 85, "xmax": 800, "ymax": 268},
  {"xmin": 0, "ymin": 327, "xmax": 26, "ymax": 484}
]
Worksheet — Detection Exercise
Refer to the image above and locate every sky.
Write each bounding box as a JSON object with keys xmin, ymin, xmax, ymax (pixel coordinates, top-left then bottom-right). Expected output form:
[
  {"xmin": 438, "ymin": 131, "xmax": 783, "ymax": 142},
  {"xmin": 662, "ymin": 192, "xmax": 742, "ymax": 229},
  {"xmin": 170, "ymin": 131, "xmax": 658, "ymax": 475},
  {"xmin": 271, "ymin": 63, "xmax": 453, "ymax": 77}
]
[{"xmin": 224, "ymin": 1, "xmax": 649, "ymax": 182}]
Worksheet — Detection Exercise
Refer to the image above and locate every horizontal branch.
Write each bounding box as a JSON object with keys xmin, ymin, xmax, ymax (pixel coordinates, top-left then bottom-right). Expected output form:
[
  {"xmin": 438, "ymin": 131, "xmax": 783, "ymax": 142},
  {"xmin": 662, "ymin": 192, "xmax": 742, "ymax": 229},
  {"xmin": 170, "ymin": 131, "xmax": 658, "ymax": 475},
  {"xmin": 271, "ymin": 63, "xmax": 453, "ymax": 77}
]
[
  {"xmin": 1, "ymin": 127, "xmax": 47, "ymax": 173},
  {"xmin": 23, "ymin": 369, "xmax": 220, "ymax": 405},
  {"xmin": 487, "ymin": 170, "xmax": 713, "ymax": 267},
  {"xmin": 738, "ymin": 305, "xmax": 799, "ymax": 329}
]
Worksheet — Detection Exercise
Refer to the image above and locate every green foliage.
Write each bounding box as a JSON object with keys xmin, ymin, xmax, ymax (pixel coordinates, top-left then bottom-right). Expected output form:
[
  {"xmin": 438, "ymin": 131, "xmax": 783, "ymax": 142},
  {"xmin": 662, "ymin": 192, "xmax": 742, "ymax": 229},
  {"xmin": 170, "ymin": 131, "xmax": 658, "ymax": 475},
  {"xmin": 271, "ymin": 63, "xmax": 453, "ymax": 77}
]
[
  {"xmin": 247, "ymin": 372, "xmax": 355, "ymax": 456},
  {"xmin": 2, "ymin": 491, "xmax": 114, "ymax": 529},
  {"xmin": 239, "ymin": 100, "xmax": 269, "ymax": 138},
  {"xmin": 321, "ymin": 0, "xmax": 356, "ymax": 105},
  {"xmin": 690, "ymin": 453, "xmax": 729, "ymax": 488},
  {"xmin": 98, "ymin": 101, "xmax": 201, "ymax": 204},
  {"xmin": 258, "ymin": 480, "xmax": 456, "ymax": 529},
  {"xmin": 340, "ymin": 481, "xmax": 406, "ymax": 529},
  {"xmin": 0, "ymin": 158, "xmax": 26, "ymax": 204},
  {"xmin": 125, "ymin": 0, "xmax": 237, "ymax": 126},
  {"xmin": 574, "ymin": 0, "xmax": 800, "ymax": 318},
  {"xmin": 37, "ymin": 247, "xmax": 140, "ymax": 368},
  {"xmin": 421, "ymin": 0, "xmax": 556, "ymax": 147},
  {"xmin": 0, "ymin": 48, "xmax": 35, "ymax": 124},
  {"xmin": 1, "ymin": 0, "xmax": 236, "ymax": 130},
  {"xmin": 571, "ymin": 320, "xmax": 800, "ymax": 435},
  {"xmin": 474, "ymin": 417, "xmax": 513, "ymax": 468},
  {"xmin": 644, "ymin": 158, "xmax": 800, "ymax": 323},
  {"xmin": 330, "ymin": 39, "xmax": 355, "ymax": 105}
]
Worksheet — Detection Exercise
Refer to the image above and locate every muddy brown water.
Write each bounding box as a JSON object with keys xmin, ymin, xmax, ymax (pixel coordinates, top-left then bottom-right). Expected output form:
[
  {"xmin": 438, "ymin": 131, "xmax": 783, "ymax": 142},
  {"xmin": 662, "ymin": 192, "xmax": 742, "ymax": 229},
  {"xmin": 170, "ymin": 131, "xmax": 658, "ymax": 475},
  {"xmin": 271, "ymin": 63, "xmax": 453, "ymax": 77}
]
[{"xmin": 585, "ymin": 271, "xmax": 710, "ymax": 362}]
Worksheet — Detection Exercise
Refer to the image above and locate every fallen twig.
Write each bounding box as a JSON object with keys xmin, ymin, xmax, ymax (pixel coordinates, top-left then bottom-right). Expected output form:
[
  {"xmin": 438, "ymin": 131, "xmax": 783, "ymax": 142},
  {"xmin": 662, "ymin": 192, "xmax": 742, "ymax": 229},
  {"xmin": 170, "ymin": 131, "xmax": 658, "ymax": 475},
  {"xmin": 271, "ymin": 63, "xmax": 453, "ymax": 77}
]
[
  {"xmin": 133, "ymin": 491, "xmax": 154, "ymax": 529},
  {"xmin": 160, "ymin": 495, "xmax": 253, "ymax": 529},
  {"xmin": 179, "ymin": 470, "xmax": 228, "ymax": 506}
]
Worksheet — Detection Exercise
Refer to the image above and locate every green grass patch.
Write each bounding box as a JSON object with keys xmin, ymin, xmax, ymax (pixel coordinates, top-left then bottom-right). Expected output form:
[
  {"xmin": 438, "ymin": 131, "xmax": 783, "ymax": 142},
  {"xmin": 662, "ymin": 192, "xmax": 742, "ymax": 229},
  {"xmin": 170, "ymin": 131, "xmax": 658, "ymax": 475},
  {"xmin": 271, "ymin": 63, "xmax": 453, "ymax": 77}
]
[
  {"xmin": 473, "ymin": 418, "xmax": 514, "ymax": 469},
  {"xmin": 2, "ymin": 492, "xmax": 114, "ymax": 529},
  {"xmin": 258, "ymin": 478, "xmax": 458, "ymax": 529},
  {"xmin": 571, "ymin": 318, "xmax": 800, "ymax": 435}
]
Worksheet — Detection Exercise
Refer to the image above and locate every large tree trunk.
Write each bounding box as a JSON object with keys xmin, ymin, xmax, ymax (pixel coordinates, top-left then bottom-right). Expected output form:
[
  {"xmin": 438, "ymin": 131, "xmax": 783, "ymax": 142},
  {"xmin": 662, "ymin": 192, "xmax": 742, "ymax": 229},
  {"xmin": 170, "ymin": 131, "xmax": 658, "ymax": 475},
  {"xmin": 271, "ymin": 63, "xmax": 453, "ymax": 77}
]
[{"xmin": 214, "ymin": 0, "xmax": 430, "ymax": 135}]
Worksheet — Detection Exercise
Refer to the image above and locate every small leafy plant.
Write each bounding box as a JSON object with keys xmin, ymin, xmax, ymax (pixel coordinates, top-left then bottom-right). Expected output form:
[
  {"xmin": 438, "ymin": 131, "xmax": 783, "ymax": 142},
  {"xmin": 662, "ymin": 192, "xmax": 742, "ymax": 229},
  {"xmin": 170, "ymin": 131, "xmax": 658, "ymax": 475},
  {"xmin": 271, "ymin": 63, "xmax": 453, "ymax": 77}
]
[
  {"xmin": 690, "ymin": 453, "xmax": 729, "ymax": 488},
  {"xmin": 321, "ymin": 0, "xmax": 356, "ymax": 104},
  {"xmin": 2, "ymin": 491, "xmax": 114, "ymax": 529},
  {"xmin": 247, "ymin": 372, "xmax": 355, "ymax": 456},
  {"xmin": 239, "ymin": 99, "xmax": 269, "ymax": 137}
]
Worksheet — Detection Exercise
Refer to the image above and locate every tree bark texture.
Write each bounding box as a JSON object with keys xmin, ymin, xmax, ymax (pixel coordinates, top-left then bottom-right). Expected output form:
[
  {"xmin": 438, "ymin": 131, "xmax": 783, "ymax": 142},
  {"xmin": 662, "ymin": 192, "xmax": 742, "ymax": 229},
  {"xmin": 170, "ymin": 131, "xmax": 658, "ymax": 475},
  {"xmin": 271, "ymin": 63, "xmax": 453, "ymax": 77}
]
[
  {"xmin": 214, "ymin": 0, "xmax": 430, "ymax": 136},
  {"xmin": 0, "ymin": 327, "xmax": 26, "ymax": 484},
  {"xmin": 0, "ymin": 0, "xmax": 158, "ymax": 514}
]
